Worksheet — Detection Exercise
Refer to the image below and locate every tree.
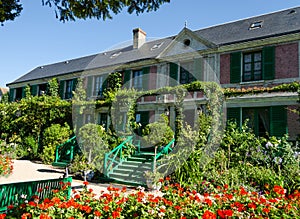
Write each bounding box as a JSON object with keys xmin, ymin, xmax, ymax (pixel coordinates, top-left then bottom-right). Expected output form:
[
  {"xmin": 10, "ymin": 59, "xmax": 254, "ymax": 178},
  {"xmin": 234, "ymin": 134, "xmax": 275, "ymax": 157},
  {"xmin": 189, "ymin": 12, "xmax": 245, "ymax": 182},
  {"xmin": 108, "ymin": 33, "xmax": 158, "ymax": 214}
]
[
  {"xmin": 0, "ymin": 0, "xmax": 170, "ymax": 24},
  {"xmin": 0, "ymin": 0, "xmax": 22, "ymax": 24}
]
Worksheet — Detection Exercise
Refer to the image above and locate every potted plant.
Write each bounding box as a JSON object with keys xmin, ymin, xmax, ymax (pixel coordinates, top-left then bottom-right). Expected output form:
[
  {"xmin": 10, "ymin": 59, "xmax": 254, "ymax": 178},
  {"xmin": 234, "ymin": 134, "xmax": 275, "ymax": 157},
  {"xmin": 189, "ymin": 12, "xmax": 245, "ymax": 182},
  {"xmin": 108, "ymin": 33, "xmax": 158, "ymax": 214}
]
[{"xmin": 144, "ymin": 170, "xmax": 162, "ymax": 191}]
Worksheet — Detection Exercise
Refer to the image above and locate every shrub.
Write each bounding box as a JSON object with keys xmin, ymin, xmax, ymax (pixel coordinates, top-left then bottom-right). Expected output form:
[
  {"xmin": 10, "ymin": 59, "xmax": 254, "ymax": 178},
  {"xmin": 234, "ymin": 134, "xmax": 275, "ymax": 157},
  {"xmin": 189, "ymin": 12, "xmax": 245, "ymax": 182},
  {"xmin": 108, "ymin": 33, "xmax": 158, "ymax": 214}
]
[
  {"xmin": 41, "ymin": 123, "xmax": 71, "ymax": 164},
  {"xmin": 78, "ymin": 123, "xmax": 110, "ymax": 170},
  {"xmin": 142, "ymin": 114, "xmax": 174, "ymax": 148}
]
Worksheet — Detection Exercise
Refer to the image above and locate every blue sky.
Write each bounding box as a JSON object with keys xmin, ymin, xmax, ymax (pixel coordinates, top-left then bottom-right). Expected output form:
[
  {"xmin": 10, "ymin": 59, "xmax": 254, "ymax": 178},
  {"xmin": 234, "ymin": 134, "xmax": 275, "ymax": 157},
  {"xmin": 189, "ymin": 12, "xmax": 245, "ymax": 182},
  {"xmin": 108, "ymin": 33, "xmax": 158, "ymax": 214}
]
[{"xmin": 1, "ymin": 0, "xmax": 299, "ymax": 88}]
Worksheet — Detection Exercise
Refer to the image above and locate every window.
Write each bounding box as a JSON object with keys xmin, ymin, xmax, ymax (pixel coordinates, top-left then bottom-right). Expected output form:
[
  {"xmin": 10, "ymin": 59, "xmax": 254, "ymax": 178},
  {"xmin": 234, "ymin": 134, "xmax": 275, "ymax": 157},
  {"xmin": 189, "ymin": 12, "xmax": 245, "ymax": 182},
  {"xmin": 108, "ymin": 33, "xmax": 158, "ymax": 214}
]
[
  {"xmin": 93, "ymin": 76, "xmax": 105, "ymax": 97},
  {"xmin": 180, "ymin": 61, "xmax": 196, "ymax": 84},
  {"xmin": 38, "ymin": 84, "xmax": 47, "ymax": 96},
  {"xmin": 230, "ymin": 46, "xmax": 275, "ymax": 83},
  {"xmin": 65, "ymin": 80, "xmax": 73, "ymax": 99},
  {"xmin": 243, "ymin": 51, "xmax": 262, "ymax": 82},
  {"xmin": 98, "ymin": 113, "xmax": 108, "ymax": 130},
  {"xmin": 15, "ymin": 87, "xmax": 23, "ymax": 101},
  {"xmin": 227, "ymin": 106, "xmax": 287, "ymax": 137},
  {"xmin": 249, "ymin": 21, "xmax": 263, "ymax": 30},
  {"xmin": 242, "ymin": 107, "xmax": 269, "ymax": 137},
  {"xmin": 132, "ymin": 70, "xmax": 143, "ymax": 90}
]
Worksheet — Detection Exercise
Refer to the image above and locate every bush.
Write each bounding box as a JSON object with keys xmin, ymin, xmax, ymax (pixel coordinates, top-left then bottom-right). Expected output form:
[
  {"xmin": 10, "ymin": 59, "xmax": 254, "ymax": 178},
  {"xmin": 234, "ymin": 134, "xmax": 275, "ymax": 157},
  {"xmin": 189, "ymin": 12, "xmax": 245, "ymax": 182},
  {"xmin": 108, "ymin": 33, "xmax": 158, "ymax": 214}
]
[
  {"xmin": 142, "ymin": 114, "xmax": 174, "ymax": 148},
  {"xmin": 78, "ymin": 123, "xmax": 110, "ymax": 170},
  {"xmin": 41, "ymin": 123, "xmax": 71, "ymax": 164}
]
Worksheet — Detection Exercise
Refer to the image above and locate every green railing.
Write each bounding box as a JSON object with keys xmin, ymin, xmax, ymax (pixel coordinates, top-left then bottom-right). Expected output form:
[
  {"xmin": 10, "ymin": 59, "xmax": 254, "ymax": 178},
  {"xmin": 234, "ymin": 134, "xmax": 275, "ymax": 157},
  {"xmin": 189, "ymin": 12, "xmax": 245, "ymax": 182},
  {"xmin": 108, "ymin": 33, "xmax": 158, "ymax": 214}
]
[
  {"xmin": 152, "ymin": 138, "xmax": 175, "ymax": 171},
  {"xmin": 52, "ymin": 136, "xmax": 80, "ymax": 167},
  {"xmin": 103, "ymin": 136, "xmax": 133, "ymax": 177},
  {"xmin": 0, "ymin": 177, "xmax": 72, "ymax": 212}
]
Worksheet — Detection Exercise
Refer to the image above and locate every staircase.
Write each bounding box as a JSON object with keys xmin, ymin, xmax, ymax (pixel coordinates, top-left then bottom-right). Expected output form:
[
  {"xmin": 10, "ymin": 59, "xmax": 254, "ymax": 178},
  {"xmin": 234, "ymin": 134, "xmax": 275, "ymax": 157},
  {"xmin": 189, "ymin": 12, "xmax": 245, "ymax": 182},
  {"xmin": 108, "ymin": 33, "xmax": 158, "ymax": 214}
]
[
  {"xmin": 108, "ymin": 153, "xmax": 154, "ymax": 186},
  {"xmin": 103, "ymin": 137, "xmax": 175, "ymax": 186}
]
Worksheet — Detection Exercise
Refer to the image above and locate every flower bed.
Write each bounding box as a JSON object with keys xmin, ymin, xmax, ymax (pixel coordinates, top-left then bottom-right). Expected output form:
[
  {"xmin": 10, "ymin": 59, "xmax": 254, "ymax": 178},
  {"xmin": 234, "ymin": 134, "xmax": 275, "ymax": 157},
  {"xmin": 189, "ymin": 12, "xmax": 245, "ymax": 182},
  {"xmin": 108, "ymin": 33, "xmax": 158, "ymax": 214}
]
[
  {"xmin": 1, "ymin": 179, "xmax": 300, "ymax": 219},
  {"xmin": 0, "ymin": 155, "xmax": 13, "ymax": 177}
]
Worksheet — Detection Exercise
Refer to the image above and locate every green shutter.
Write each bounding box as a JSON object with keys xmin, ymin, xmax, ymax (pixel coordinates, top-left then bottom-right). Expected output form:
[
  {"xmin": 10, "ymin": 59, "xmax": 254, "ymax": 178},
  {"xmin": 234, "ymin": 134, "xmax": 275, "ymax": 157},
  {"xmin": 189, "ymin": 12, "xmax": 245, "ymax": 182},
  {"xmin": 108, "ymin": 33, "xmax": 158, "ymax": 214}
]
[
  {"xmin": 230, "ymin": 52, "xmax": 241, "ymax": 83},
  {"xmin": 263, "ymin": 46, "xmax": 275, "ymax": 80},
  {"xmin": 21, "ymin": 87, "xmax": 25, "ymax": 98},
  {"xmin": 169, "ymin": 62, "xmax": 179, "ymax": 86},
  {"xmin": 59, "ymin": 80, "xmax": 65, "ymax": 99},
  {"xmin": 31, "ymin": 85, "xmax": 38, "ymax": 96},
  {"xmin": 194, "ymin": 58, "xmax": 203, "ymax": 81},
  {"xmin": 9, "ymin": 88, "xmax": 15, "ymax": 102},
  {"xmin": 227, "ymin": 107, "xmax": 241, "ymax": 127},
  {"xmin": 86, "ymin": 76, "xmax": 93, "ymax": 98},
  {"xmin": 270, "ymin": 106, "xmax": 287, "ymax": 137},
  {"xmin": 72, "ymin": 78, "xmax": 78, "ymax": 91},
  {"xmin": 123, "ymin": 70, "xmax": 131, "ymax": 88},
  {"xmin": 142, "ymin": 67, "xmax": 150, "ymax": 90}
]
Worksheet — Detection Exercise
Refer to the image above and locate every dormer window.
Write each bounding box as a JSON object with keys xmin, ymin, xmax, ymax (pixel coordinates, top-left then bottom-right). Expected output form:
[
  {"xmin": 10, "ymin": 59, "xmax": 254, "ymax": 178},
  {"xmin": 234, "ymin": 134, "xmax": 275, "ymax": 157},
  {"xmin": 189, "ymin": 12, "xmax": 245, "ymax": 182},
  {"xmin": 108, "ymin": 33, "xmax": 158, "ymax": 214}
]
[{"xmin": 249, "ymin": 21, "xmax": 263, "ymax": 30}]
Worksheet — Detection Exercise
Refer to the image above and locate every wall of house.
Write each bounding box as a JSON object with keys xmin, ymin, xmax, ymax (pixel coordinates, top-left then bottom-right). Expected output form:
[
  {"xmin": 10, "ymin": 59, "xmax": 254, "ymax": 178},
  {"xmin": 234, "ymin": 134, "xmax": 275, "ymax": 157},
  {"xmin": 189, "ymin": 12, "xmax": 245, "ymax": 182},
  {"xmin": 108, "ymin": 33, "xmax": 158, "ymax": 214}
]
[
  {"xmin": 287, "ymin": 105, "xmax": 300, "ymax": 140},
  {"xmin": 219, "ymin": 54, "xmax": 230, "ymax": 84},
  {"xmin": 275, "ymin": 42, "xmax": 299, "ymax": 79}
]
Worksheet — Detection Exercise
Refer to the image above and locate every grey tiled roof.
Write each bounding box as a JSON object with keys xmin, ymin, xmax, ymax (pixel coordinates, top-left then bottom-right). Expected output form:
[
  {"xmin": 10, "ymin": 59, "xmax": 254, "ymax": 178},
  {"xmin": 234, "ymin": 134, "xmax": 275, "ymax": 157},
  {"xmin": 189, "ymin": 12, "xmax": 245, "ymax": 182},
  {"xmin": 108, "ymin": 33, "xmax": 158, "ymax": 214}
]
[
  {"xmin": 194, "ymin": 6, "xmax": 300, "ymax": 45},
  {"xmin": 8, "ymin": 6, "xmax": 300, "ymax": 86}
]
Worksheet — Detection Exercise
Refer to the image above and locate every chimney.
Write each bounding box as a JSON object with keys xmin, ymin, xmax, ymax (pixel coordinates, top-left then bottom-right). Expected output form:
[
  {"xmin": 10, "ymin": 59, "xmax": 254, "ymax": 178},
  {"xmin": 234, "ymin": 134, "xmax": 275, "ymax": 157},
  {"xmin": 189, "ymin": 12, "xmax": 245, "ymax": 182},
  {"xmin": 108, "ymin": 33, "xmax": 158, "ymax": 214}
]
[{"xmin": 133, "ymin": 28, "xmax": 146, "ymax": 49}]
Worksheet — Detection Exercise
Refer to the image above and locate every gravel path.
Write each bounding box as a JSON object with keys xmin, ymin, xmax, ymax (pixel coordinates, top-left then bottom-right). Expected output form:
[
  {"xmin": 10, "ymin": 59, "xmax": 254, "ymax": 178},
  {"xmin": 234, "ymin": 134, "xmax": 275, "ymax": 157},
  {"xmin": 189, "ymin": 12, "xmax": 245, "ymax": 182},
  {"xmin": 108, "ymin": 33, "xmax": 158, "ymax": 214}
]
[{"xmin": 0, "ymin": 160, "xmax": 135, "ymax": 196}]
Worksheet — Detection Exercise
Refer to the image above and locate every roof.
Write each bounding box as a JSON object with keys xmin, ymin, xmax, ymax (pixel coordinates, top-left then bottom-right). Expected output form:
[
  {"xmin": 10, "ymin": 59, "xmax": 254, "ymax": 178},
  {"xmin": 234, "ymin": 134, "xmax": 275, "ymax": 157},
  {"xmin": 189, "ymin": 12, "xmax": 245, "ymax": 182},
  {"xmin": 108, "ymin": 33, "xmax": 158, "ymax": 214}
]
[
  {"xmin": 8, "ymin": 6, "xmax": 300, "ymax": 86},
  {"xmin": 194, "ymin": 6, "xmax": 300, "ymax": 45}
]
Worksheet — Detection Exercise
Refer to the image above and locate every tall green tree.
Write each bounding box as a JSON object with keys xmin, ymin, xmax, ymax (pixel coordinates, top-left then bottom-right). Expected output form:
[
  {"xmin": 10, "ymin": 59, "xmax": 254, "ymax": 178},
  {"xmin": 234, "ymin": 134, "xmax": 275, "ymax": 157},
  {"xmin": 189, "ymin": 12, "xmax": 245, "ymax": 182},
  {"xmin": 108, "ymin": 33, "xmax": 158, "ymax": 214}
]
[{"xmin": 0, "ymin": 0, "xmax": 170, "ymax": 24}]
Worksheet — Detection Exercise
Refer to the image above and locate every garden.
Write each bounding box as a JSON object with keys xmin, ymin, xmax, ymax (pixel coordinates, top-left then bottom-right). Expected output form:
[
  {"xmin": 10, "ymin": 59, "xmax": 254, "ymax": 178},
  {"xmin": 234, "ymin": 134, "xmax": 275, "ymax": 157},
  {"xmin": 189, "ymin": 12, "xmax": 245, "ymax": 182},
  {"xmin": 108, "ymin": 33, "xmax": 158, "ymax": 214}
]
[{"xmin": 0, "ymin": 77, "xmax": 300, "ymax": 218}]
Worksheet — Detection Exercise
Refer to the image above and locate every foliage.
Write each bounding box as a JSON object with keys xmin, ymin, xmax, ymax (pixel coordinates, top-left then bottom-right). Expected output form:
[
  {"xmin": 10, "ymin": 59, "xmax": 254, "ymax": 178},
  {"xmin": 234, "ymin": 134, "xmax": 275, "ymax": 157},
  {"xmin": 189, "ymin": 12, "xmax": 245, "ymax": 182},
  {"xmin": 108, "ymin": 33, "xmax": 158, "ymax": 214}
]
[
  {"xmin": 1, "ymin": 0, "xmax": 169, "ymax": 24},
  {"xmin": 41, "ymin": 123, "xmax": 71, "ymax": 164},
  {"xmin": 3, "ymin": 180, "xmax": 300, "ymax": 218},
  {"xmin": 48, "ymin": 78, "xmax": 59, "ymax": 97},
  {"xmin": 0, "ymin": 155, "xmax": 13, "ymax": 177},
  {"xmin": 223, "ymin": 81, "xmax": 300, "ymax": 97},
  {"xmin": 0, "ymin": 93, "xmax": 72, "ymax": 160},
  {"xmin": 142, "ymin": 114, "xmax": 174, "ymax": 148},
  {"xmin": 78, "ymin": 123, "xmax": 109, "ymax": 170},
  {"xmin": 69, "ymin": 154, "xmax": 94, "ymax": 174},
  {"xmin": 0, "ymin": 0, "xmax": 22, "ymax": 24}
]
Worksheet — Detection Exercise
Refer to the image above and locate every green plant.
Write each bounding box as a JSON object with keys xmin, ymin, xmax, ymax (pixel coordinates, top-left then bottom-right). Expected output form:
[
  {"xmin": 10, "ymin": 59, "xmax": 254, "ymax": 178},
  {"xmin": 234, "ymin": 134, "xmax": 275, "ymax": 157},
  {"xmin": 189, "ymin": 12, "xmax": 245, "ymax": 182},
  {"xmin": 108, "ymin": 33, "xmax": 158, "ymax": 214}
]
[
  {"xmin": 41, "ymin": 123, "xmax": 71, "ymax": 164},
  {"xmin": 78, "ymin": 123, "xmax": 109, "ymax": 170},
  {"xmin": 142, "ymin": 114, "xmax": 174, "ymax": 148}
]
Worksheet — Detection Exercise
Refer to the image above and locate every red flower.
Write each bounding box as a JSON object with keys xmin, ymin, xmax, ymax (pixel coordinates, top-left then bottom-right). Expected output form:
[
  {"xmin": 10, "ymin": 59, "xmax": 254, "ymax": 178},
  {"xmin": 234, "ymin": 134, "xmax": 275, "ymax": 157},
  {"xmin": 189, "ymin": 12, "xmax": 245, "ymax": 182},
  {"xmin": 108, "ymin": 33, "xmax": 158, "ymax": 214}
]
[
  {"xmin": 204, "ymin": 198, "xmax": 213, "ymax": 206},
  {"xmin": 103, "ymin": 205, "xmax": 110, "ymax": 212},
  {"xmin": 217, "ymin": 209, "xmax": 233, "ymax": 218},
  {"xmin": 263, "ymin": 208, "xmax": 270, "ymax": 214},
  {"xmin": 273, "ymin": 185, "xmax": 285, "ymax": 195},
  {"xmin": 83, "ymin": 181, "xmax": 89, "ymax": 186},
  {"xmin": 175, "ymin": 205, "xmax": 182, "ymax": 211},
  {"xmin": 202, "ymin": 210, "xmax": 216, "ymax": 219},
  {"xmin": 248, "ymin": 202, "xmax": 257, "ymax": 209},
  {"xmin": 0, "ymin": 214, "xmax": 6, "ymax": 219},
  {"xmin": 40, "ymin": 213, "xmax": 52, "ymax": 219},
  {"xmin": 165, "ymin": 176, "xmax": 171, "ymax": 181},
  {"xmin": 112, "ymin": 211, "xmax": 120, "ymax": 219},
  {"xmin": 94, "ymin": 210, "xmax": 101, "ymax": 217}
]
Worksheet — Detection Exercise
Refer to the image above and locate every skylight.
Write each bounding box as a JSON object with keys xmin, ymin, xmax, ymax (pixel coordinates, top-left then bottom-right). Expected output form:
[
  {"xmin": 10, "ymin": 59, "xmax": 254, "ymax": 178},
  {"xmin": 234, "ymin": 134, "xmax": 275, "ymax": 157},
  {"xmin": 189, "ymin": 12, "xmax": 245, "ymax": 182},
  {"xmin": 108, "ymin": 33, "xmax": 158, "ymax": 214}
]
[
  {"xmin": 110, "ymin": 52, "xmax": 122, "ymax": 58},
  {"xmin": 249, "ymin": 21, "xmax": 263, "ymax": 30},
  {"xmin": 150, "ymin": 42, "xmax": 164, "ymax": 51}
]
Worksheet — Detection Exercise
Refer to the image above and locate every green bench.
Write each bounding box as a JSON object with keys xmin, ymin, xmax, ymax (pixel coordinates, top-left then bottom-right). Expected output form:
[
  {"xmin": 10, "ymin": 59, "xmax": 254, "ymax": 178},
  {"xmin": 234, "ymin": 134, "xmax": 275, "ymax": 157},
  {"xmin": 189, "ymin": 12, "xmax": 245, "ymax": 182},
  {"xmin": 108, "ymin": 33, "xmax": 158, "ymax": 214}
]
[{"xmin": 0, "ymin": 177, "xmax": 72, "ymax": 212}]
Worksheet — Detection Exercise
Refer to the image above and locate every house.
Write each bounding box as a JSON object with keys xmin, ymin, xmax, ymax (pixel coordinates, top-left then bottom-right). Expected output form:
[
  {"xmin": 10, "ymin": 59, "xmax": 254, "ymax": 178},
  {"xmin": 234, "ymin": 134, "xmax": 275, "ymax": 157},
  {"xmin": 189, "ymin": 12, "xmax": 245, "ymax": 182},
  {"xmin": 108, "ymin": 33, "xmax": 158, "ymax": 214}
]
[{"xmin": 7, "ymin": 7, "xmax": 300, "ymax": 141}]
